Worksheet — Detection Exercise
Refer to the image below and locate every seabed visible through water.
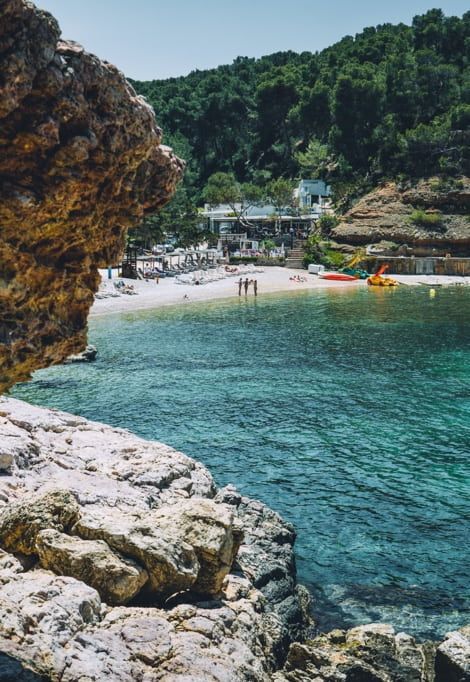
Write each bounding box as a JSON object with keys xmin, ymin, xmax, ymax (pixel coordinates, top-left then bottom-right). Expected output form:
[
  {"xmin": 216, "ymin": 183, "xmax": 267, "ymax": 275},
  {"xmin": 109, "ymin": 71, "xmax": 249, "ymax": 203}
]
[{"xmin": 12, "ymin": 285, "xmax": 470, "ymax": 639}]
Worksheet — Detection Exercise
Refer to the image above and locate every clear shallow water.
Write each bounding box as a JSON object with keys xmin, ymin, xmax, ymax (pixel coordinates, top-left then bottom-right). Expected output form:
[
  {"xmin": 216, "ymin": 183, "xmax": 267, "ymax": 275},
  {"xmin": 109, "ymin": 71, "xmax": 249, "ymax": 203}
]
[{"xmin": 12, "ymin": 286, "xmax": 470, "ymax": 639}]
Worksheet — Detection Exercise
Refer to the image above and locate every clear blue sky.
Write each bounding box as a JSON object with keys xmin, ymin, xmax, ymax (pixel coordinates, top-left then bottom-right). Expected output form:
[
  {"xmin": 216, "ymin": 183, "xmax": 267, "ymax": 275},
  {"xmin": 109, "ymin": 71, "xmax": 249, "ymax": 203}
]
[{"xmin": 36, "ymin": 0, "xmax": 468, "ymax": 80}]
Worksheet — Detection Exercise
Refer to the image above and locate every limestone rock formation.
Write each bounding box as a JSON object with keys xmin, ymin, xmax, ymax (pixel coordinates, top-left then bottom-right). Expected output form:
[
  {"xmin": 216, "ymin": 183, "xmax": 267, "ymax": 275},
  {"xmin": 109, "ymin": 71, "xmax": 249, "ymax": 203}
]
[
  {"xmin": 435, "ymin": 626, "xmax": 470, "ymax": 682},
  {"xmin": 36, "ymin": 529, "xmax": 149, "ymax": 605},
  {"xmin": 0, "ymin": 489, "xmax": 79, "ymax": 554},
  {"xmin": 332, "ymin": 177, "xmax": 470, "ymax": 252},
  {"xmin": 0, "ymin": 562, "xmax": 281, "ymax": 681},
  {"xmin": 73, "ymin": 498, "xmax": 241, "ymax": 598},
  {"xmin": 274, "ymin": 623, "xmax": 437, "ymax": 681},
  {"xmin": 0, "ymin": 397, "xmax": 310, "ymax": 680},
  {"xmin": 0, "ymin": 0, "xmax": 184, "ymax": 392}
]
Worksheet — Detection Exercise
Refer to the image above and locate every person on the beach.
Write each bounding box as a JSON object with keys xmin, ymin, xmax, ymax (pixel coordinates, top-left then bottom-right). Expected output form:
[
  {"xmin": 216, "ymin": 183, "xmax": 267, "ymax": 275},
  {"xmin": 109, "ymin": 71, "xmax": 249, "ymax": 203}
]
[
  {"xmin": 238, "ymin": 277, "xmax": 243, "ymax": 296},
  {"xmin": 244, "ymin": 277, "xmax": 249, "ymax": 295},
  {"xmin": 254, "ymin": 279, "xmax": 258, "ymax": 296}
]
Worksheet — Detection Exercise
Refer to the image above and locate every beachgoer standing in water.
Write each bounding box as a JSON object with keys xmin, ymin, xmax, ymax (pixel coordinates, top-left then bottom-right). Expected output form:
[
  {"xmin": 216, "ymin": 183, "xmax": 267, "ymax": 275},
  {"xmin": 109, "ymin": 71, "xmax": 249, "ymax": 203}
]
[
  {"xmin": 244, "ymin": 277, "xmax": 249, "ymax": 295},
  {"xmin": 238, "ymin": 277, "xmax": 243, "ymax": 296},
  {"xmin": 254, "ymin": 279, "xmax": 258, "ymax": 296}
]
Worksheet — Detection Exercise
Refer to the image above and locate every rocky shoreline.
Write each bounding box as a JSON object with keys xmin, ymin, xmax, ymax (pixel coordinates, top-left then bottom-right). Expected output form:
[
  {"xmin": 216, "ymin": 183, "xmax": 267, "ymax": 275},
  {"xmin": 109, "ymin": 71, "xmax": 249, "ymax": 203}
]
[
  {"xmin": 0, "ymin": 397, "xmax": 468, "ymax": 681},
  {"xmin": 0, "ymin": 397, "xmax": 311, "ymax": 680}
]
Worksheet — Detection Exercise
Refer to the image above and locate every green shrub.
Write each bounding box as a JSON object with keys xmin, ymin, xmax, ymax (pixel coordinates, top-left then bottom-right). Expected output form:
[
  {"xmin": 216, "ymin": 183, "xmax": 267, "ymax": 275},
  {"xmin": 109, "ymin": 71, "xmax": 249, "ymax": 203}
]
[
  {"xmin": 317, "ymin": 214, "xmax": 339, "ymax": 236},
  {"xmin": 324, "ymin": 249, "xmax": 346, "ymax": 268},
  {"xmin": 409, "ymin": 210, "xmax": 443, "ymax": 227}
]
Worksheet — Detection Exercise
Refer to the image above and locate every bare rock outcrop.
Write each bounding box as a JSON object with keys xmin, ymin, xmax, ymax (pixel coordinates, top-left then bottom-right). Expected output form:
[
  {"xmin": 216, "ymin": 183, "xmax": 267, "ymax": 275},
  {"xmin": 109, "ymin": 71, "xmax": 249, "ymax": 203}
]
[
  {"xmin": 36, "ymin": 529, "xmax": 149, "ymax": 605},
  {"xmin": 274, "ymin": 623, "xmax": 437, "ymax": 682},
  {"xmin": 435, "ymin": 626, "xmax": 470, "ymax": 682},
  {"xmin": 0, "ymin": 0, "xmax": 184, "ymax": 392},
  {"xmin": 0, "ymin": 489, "xmax": 79, "ymax": 554},
  {"xmin": 0, "ymin": 397, "xmax": 310, "ymax": 680},
  {"xmin": 332, "ymin": 177, "xmax": 470, "ymax": 252}
]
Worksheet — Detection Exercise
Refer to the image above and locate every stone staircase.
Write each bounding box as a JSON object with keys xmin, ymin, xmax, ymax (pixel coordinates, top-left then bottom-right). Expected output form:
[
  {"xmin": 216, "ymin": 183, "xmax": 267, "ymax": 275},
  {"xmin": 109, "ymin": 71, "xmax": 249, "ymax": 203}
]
[{"xmin": 285, "ymin": 239, "xmax": 307, "ymax": 269}]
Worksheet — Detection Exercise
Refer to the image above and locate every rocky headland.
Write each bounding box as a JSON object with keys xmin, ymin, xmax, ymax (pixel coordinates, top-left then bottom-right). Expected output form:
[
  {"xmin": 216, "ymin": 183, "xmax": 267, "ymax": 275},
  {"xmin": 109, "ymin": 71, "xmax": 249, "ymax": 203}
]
[
  {"xmin": 332, "ymin": 177, "xmax": 470, "ymax": 253},
  {"xmin": 0, "ymin": 1, "xmax": 469, "ymax": 680},
  {"xmin": 0, "ymin": 0, "xmax": 183, "ymax": 393}
]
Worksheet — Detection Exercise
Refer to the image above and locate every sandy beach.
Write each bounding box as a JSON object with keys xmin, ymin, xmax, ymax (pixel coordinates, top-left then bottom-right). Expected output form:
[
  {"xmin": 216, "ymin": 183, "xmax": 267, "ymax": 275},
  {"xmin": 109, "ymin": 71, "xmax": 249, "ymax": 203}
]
[
  {"xmin": 91, "ymin": 266, "xmax": 470, "ymax": 317},
  {"xmin": 91, "ymin": 266, "xmax": 360, "ymax": 316}
]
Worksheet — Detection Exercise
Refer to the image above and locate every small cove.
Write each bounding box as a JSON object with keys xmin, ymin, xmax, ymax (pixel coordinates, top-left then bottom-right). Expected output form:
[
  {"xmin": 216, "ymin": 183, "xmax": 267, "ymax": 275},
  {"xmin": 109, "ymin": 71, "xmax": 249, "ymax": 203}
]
[{"xmin": 12, "ymin": 285, "xmax": 470, "ymax": 639}]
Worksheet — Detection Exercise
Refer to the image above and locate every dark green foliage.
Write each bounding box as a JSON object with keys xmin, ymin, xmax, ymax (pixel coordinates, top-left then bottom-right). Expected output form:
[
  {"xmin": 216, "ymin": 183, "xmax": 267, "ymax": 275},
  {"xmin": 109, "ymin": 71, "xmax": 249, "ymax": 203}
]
[
  {"xmin": 303, "ymin": 235, "xmax": 345, "ymax": 269},
  {"xmin": 317, "ymin": 214, "xmax": 340, "ymax": 237},
  {"xmin": 130, "ymin": 185, "xmax": 209, "ymax": 248},
  {"xmin": 131, "ymin": 9, "xmax": 469, "ymax": 206}
]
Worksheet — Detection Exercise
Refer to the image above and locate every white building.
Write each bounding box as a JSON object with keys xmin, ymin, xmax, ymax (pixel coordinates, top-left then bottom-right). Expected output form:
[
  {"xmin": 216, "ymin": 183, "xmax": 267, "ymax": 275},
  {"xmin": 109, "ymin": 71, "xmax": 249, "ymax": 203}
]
[{"xmin": 203, "ymin": 179, "xmax": 332, "ymax": 235}]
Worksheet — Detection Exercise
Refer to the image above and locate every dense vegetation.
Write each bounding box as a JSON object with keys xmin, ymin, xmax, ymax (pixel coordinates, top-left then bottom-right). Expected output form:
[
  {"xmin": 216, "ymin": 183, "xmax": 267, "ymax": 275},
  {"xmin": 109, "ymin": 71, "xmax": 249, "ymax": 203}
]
[{"xmin": 132, "ymin": 8, "xmax": 469, "ymax": 209}]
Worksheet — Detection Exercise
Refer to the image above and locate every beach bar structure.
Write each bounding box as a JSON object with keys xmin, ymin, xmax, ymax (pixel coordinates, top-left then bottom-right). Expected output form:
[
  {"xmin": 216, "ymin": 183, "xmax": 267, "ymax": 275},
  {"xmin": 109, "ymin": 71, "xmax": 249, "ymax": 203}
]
[{"xmin": 119, "ymin": 248, "xmax": 221, "ymax": 278}]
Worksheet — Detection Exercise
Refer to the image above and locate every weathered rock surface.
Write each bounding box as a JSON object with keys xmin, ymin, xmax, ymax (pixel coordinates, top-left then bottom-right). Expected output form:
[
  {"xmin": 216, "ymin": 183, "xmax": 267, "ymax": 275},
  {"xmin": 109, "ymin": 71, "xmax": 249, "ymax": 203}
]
[
  {"xmin": 36, "ymin": 529, "xmax": 149, "ymax": 605},
  {"xmin": 73, "ymin": 497, "xmax": 241, "ymax": 598},
  {"xmin": 216, "ymin": 485, "xmax": 310, "ymax": 649},
  {"xmin": 435, "ymin": 626, "xmax": 470, "ymax": 682},
  {"xmin": 333, "ymin": 177, "xmax": 470, "ymax": 252},
  {"xmin": 0, "ymin": 0, "xmax": 184, "ymax": 393},
  {"xmin": 0, "ymin": 397, "xmax": 310, "ymax": 680},
  {"xmin": 0, "ymin": 489, "xmax": 79, "ymax": 554},
  {"xmin": 274, "ymin": 623, "xmax": 437, "ymax": 681}
]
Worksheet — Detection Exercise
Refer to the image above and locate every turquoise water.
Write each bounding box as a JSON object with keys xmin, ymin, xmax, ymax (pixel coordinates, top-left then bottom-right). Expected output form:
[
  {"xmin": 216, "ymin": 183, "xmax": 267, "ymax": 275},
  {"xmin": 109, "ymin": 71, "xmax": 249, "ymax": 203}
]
[{"xmin": 12, "ymin": 286, "xmax": 470, "ymax": 639}]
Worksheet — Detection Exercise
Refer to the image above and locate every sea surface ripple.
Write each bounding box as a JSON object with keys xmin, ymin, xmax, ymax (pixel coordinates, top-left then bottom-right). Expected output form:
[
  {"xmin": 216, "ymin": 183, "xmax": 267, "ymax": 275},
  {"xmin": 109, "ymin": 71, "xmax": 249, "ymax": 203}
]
[{"xmin": 12, "ymin": 286, "xmax": 470, "ymax": 639}]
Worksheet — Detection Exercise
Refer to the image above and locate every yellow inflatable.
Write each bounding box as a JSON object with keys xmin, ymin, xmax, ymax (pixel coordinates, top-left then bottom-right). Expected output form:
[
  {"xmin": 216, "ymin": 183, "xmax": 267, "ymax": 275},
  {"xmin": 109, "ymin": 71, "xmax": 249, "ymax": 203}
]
[{"xmin": 367, "ymin": 264, "xmax": 399, "ymax": 287}]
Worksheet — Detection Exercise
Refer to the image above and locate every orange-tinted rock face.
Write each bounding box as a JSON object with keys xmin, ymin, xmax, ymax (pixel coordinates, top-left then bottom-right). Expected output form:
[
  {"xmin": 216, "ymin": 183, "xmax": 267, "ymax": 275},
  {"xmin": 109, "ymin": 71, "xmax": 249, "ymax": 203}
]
[
  {"xmin": 0, "ymin": 0, "xmax": 184, "ymax": 392},
  {"xmin": 332, "ymin": 177, "xmax": 470, "ymax": 249}
]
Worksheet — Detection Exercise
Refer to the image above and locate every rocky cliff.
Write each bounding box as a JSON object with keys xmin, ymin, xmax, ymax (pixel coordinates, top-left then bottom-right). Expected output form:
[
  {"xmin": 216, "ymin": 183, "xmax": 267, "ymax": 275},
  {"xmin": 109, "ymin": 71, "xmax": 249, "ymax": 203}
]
[
  {"xmin": 332, "ymin": 177, "xmax": 470, "ymax": 253},
  {"xmin": 0, "ymin": 0, "xmax": 183, "ymax": 393},
  {"xmin": 0, "ymin": 397, "xmax": 311, "ymax": 680}
]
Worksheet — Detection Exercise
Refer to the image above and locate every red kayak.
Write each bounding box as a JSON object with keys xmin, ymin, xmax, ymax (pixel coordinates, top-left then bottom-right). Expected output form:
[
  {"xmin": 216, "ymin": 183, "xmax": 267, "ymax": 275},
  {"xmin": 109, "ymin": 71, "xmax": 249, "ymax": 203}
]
[{"xmin": 319, "ymin": 272, "xmax": 357, "ymax": 281}]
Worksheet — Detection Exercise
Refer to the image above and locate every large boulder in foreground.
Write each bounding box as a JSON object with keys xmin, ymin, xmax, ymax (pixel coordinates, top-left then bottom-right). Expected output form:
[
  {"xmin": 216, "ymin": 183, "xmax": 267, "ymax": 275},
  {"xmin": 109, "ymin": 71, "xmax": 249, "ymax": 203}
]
[
  {"xmin": 0, "ymin": 397, "xmax": 310, "ymax": 679},
  {"xmin": 74, "ymin": 498, "xmax": 242, "ymax": 598},
  {"xmin": 0, "ymin": 0, "xmax": 183, "ymax": 393},
  {"xmin": 435, "ymin": 626, "xmax": 470, "ymax": 682},
  {"xmin": 36, "ymin": 529, "xmax": 149, "ymax": 605},
  {"xmin": 0, "ymin": 489, "xmax": 79, "ymax": 554}
]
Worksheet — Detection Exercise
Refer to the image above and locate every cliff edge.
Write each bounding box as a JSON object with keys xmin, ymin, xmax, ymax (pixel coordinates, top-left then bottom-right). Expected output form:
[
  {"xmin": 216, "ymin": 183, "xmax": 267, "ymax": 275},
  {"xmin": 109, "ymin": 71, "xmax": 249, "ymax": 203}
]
[
  {"xmin": 0, "ymin": 0, "xmax": 183, "ymax": 393},
  {"xmin": 332, "ymin": 177, "xmax": 470, "ymax": 252}
]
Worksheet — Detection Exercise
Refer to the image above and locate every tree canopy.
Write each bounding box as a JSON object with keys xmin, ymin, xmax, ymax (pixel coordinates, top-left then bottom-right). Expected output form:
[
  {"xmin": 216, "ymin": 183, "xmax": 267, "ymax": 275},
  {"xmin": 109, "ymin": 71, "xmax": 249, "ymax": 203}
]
[{"xmin": 131, "ymin": 9, "xmax": 469, "ymax": 212}]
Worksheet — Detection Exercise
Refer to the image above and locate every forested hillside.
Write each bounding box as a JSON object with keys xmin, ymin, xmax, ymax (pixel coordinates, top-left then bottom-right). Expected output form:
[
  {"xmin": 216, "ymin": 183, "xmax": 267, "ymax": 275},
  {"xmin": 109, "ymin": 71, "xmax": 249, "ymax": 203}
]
[{"xmin": 132, "ymin": 9, "xmax": 469, "ymax": 206}]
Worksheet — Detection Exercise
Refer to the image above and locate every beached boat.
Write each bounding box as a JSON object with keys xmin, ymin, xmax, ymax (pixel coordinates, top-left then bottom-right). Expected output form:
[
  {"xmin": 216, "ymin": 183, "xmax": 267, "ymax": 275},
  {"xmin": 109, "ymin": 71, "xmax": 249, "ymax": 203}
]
[{"xmin": 319, "ymin": 272, "xmax": 358, "ymax": 281}]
